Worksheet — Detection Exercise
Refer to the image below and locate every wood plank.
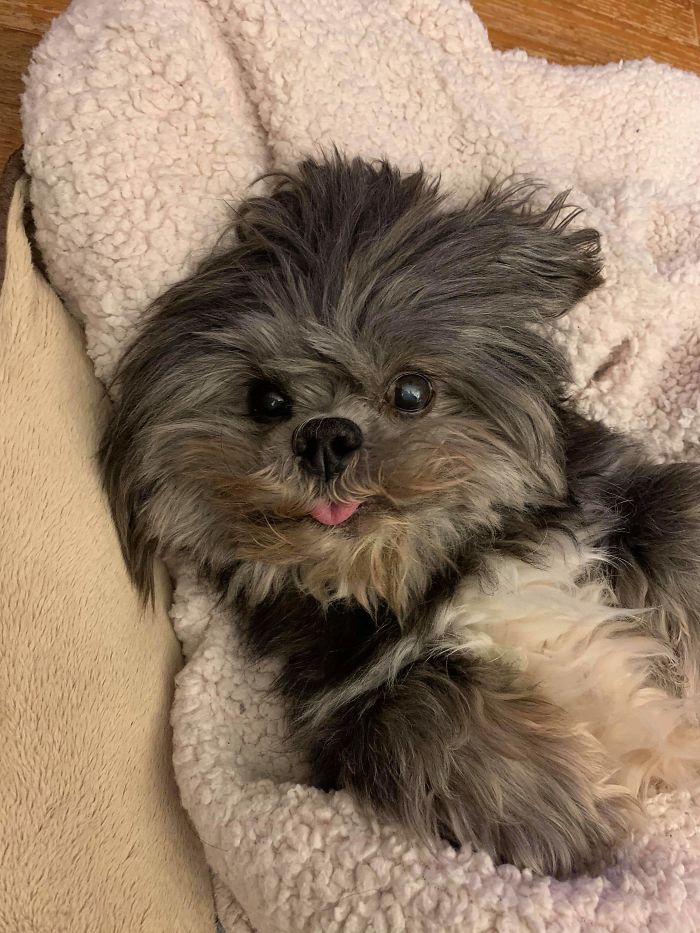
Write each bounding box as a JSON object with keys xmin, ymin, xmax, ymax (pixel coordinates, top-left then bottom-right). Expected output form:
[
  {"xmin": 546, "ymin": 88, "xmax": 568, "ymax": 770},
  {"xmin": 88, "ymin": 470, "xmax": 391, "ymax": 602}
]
[
  {"xmin": 0, "ymin": 25, "xmax": 41, "ymax": 167},
  {"xmin": 473, "ymin": 0, "xmax": 698, "ymax": 48},
  {"xmin": 0, "ymin": 0, "xmax": 65, "ymax": 34},
  {"xmin": 568, "ymin": 0, "xmax": 697, "ymax": 45},
  {"xmin": 472, "ymin": 0, "xmax": 700, "ymax": 71}
]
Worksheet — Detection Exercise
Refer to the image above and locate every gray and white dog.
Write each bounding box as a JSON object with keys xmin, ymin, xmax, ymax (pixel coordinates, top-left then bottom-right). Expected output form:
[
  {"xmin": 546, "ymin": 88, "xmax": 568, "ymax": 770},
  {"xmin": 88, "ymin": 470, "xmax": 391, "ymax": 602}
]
[{"xmin": 101, "ymin": 154, "xmax": 700, "ymax": 877}]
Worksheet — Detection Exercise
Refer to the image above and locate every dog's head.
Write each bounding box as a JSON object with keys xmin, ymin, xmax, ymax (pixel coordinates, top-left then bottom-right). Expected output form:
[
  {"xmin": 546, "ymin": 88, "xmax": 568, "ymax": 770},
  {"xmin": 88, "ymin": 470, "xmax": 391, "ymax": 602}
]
[{"xmin": 101, "ymin": 154, "xmax": 602, "ymax": 611}]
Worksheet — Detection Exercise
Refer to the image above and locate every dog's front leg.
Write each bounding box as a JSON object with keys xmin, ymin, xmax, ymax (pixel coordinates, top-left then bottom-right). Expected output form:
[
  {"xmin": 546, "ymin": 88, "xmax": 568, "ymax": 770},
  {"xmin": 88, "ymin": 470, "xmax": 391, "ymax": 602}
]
[{"xmin": 305, "ymin": 647, "xmax": 638, "ymax": 877}]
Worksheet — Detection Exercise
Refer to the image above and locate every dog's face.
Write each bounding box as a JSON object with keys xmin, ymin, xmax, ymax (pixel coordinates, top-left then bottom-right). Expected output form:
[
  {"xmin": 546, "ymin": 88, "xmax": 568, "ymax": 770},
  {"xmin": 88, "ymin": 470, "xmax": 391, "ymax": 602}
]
[{"xmin": 101, "ymin": 155, "xmax": 602, "ymax": 610}]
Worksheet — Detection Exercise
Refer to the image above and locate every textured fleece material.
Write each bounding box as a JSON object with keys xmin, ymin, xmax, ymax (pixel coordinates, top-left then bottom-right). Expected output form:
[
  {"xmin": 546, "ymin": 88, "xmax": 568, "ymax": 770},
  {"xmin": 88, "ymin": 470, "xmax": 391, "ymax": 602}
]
[{"xmin": 21, "ymin": 1, "xmax": 700, "ymax": 930}]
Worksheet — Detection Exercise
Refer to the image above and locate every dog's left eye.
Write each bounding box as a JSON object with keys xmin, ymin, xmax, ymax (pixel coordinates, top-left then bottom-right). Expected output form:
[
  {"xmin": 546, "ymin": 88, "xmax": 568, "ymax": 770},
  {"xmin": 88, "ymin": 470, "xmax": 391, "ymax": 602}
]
[
  {"xmin": 248, "ymin": 380, "xmax": 292, "ymax": 422},
  {"xmin": 391, "ymin": 374, "xmax": 433, "ymax": 413}
]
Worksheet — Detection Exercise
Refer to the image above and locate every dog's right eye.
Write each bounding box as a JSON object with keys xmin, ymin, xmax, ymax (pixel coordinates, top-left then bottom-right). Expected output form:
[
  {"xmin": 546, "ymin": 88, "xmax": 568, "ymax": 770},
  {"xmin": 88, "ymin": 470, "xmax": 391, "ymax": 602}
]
[{"xmin": 248, "ymin": 380, "xmax": 293, "ymax": 422}]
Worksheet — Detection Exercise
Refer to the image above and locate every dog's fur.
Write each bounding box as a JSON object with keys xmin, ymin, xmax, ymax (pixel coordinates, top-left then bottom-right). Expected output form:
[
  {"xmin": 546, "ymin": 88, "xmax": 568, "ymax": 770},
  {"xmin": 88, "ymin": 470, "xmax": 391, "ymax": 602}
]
[{"xmin": 100, "ymin": 154, "xmax": 700, "ymax": 877}]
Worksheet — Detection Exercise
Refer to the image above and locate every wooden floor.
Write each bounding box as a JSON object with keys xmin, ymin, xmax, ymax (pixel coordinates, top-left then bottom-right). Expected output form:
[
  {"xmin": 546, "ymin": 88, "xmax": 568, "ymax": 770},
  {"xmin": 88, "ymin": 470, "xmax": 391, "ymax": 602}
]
[{"xmin": 2, "ymin": 1, "xmax": 700, "ymax": 168}]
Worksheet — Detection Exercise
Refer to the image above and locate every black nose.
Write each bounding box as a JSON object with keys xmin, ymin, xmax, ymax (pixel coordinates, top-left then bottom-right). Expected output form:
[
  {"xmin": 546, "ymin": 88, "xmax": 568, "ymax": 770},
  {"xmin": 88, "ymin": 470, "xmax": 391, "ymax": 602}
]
[{"xmin": 293, "ymin": 417, "xmax": 363, "ymax": 480}]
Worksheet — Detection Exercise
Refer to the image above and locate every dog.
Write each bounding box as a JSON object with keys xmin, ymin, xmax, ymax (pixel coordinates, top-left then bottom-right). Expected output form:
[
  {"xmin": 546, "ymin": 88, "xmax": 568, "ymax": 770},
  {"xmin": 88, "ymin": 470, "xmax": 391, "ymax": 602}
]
[{"xmin": 100, "ymin": 153, "xmax": 700, "ymax": 877}]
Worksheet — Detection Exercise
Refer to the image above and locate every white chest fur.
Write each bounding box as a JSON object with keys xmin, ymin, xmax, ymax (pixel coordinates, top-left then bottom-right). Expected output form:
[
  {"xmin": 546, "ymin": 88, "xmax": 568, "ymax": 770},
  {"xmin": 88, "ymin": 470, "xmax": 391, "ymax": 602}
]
[{"xmin": 438, "ymin": 536, "xmax": 700, "ymax": 796}]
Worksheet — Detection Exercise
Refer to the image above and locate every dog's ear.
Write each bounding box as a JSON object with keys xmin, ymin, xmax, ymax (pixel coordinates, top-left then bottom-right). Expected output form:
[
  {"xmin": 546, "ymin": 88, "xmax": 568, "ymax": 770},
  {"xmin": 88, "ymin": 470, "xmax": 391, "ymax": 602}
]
[
  {"xmin": 463, "ymin": 184, "xmax": 604, "ymax": 318},
  {"xmin": 99, "ymin": 370, "xmax": 158, "ymax": 606}
]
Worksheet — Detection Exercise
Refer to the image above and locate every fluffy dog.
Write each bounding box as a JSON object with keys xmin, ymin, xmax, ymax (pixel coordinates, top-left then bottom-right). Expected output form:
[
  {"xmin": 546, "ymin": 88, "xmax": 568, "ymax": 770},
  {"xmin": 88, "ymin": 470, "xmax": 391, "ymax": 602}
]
[{"xmin": 100, "ymin": 153, "xmax": 700, "ymax": 877}]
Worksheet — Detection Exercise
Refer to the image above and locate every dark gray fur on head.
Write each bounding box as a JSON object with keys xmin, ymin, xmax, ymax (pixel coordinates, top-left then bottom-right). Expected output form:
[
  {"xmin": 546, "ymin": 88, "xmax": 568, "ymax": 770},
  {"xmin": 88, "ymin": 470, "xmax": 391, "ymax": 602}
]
[{"xmin": 100, "ymin": 153, "xmax": 700, "ymax": 876}]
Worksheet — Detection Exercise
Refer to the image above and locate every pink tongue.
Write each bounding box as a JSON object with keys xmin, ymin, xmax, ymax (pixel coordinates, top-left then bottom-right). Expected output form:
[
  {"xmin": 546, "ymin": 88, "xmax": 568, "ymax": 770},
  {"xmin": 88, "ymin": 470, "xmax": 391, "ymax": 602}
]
[{"xmin": 310, "ymin": 501, "xmax": 361, "ymax": 526}]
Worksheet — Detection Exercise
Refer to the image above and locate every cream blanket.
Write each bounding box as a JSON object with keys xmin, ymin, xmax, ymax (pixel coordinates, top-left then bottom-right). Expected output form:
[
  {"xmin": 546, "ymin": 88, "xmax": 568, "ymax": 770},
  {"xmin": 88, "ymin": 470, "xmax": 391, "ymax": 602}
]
[{"xmin": 22, "ymin": 1, "xmax": 700, "ymax": 929}]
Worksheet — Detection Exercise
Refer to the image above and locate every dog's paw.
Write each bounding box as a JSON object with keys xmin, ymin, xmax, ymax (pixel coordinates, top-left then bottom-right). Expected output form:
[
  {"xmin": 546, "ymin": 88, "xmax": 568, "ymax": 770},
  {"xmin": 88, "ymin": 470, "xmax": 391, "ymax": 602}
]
[
  {"xmin": 445, "ymin": 730, "xmax": 639, "ymax": 878},
  {"xmin": 309, "ymin": 648, "xmax": 640, "ymax": 877}
]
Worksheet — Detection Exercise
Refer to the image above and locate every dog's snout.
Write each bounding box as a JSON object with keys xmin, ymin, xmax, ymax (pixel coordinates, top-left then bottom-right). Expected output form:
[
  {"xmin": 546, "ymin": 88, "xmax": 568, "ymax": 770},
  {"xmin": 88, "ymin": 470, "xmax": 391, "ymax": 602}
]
[{"xmin": 293, "ymin": 417, "xmax": 363, "ymax": 480}]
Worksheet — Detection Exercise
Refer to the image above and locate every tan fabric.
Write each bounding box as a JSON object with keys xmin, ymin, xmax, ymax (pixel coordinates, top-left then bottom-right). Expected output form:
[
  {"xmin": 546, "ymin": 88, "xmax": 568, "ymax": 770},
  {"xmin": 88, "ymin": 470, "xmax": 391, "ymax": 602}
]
[{"xmin": 0, "ymin": 169, "xmax": 214, "ymax": 932}]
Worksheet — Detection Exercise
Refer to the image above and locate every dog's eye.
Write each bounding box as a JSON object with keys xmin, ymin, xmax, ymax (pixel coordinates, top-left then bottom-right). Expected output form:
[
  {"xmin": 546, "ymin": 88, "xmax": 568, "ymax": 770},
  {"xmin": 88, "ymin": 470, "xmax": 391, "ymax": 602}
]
[
  {"xmin": 391, "ymin": 374, "xmax": 433, "ymax": 413},
  {"xmin": 248, "ymin": 380, "xmax": 292, "ymax": 422}
]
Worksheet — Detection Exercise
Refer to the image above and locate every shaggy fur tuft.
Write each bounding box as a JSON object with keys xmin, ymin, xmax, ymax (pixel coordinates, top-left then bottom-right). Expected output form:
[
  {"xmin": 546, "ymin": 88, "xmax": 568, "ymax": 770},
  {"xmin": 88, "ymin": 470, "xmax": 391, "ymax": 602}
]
[{"xmin": 100, "ymin": 153, "xmax": 700, "ymax": 877}]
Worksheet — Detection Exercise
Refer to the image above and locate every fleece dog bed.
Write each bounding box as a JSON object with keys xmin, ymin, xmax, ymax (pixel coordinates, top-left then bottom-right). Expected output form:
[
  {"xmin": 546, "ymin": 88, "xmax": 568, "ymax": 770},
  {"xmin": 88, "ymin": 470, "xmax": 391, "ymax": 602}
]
[{"xmin": 22, "ymin": 1, "xmax": 700, "ymax": 930}]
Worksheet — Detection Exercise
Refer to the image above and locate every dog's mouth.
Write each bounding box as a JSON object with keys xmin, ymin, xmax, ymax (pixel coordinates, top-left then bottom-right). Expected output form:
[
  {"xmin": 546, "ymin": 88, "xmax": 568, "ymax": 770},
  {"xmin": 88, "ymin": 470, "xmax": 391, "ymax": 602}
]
[{"xmin": 308, "ymin": 500, "xmax": 362, "ymax": 526}]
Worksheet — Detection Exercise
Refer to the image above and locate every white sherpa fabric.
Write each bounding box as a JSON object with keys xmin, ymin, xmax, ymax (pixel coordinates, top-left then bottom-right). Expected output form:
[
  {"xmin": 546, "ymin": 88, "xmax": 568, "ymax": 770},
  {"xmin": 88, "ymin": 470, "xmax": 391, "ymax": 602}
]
[{"xmin": 22, "ymin": 1, "xmax": 700, "ymax": 930}]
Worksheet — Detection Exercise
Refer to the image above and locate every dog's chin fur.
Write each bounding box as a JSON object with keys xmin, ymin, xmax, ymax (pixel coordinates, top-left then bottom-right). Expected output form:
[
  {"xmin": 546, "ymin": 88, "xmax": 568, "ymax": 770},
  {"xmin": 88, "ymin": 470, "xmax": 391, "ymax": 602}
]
[{"xmin": 100, "ymin": 153, "xmax": 700, "ymax": 878}]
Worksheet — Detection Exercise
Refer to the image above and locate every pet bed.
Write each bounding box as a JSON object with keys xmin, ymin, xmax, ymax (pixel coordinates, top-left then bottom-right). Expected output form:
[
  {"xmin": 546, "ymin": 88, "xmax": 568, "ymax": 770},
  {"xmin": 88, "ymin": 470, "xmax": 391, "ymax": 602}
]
[{"xmin": 22, "ymin": 1, "xmax": 700, "ymax": 929}]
